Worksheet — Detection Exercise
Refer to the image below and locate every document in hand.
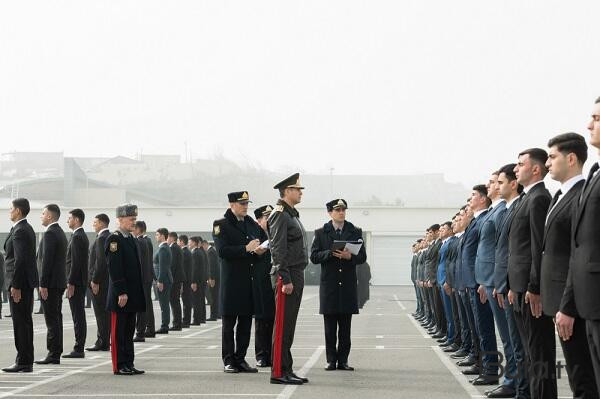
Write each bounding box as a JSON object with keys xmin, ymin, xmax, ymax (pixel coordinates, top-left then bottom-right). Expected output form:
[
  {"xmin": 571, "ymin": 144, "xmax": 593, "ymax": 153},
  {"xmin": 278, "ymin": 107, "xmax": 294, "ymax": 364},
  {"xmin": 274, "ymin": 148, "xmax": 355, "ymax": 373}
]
[
  {"xmin": 331, "ymin": 240, "xmax": 363, "ymax": 255},
  {"xmin": 259, "ymin": 240, "xmax": 270, "ymax": 249}
]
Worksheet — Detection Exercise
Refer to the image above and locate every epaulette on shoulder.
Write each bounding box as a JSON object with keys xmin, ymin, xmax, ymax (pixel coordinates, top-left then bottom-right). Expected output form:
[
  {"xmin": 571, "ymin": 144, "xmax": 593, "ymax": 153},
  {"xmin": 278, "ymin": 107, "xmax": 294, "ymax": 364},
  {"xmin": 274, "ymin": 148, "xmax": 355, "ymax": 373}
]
[
  {"xmin": 213, "ymin": 218, "xmax": 226, "ymax": 236},
  {"xmin": 274, "ymin": 204, "xmax": 284, "ymax": 213}
]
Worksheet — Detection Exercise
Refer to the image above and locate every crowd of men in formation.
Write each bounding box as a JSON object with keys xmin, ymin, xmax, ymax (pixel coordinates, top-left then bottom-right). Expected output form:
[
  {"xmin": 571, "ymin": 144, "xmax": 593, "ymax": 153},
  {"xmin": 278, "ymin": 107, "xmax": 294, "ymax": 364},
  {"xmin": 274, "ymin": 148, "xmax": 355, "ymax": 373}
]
[
  {"xmin": 410, "ymin": 96, "xmax": 600, "ymax": 399},
  {"xmin": 0, "ymin": 172, "xmax": 371, "ymax": 386}
]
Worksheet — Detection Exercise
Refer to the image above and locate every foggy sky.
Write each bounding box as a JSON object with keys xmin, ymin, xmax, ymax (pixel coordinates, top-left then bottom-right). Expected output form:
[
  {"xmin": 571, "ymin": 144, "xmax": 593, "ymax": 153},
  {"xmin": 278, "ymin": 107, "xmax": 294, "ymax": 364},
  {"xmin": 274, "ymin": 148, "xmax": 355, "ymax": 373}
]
[{"xmin": 1, "ymin": 1, "xmax": 599, "ymax": 188}]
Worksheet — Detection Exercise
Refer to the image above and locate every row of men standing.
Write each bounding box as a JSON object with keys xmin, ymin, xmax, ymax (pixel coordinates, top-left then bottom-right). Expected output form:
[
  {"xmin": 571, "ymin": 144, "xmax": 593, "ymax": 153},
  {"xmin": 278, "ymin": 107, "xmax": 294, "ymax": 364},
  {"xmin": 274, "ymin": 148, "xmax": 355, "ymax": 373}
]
[{"xmin": 411, "ymin": 99, "xmax": 600, "ymax": 399}]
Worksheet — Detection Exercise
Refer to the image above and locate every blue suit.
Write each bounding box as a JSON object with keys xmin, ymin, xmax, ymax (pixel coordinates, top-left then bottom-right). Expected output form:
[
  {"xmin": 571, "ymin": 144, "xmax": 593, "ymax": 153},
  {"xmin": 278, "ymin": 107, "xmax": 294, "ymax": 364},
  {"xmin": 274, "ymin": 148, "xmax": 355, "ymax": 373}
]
[
  {"xmin": 437, "ymin": 237, "xmax": 456, "ymax": 343},
  {"xmin": 475, "ymin": 202, "xmax": 506, "ymax": 287}
]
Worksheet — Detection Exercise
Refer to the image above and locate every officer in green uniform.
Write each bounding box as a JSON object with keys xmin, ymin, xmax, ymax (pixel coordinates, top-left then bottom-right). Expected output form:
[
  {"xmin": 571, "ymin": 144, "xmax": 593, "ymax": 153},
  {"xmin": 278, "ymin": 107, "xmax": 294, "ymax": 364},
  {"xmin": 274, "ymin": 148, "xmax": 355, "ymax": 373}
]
[
  {"xmin": 105, "ymin": 204, "xmax": 146, "ymax": 376},
  {"xmin": 269, "ymin": 173, "xmax": 309, "ymax": 385}
]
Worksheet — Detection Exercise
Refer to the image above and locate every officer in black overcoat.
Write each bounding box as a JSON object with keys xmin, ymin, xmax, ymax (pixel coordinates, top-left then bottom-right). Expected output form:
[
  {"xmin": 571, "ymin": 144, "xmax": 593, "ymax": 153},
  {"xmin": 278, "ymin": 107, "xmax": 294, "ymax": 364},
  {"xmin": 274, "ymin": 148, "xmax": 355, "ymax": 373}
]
[
  {"xmin": 213, "ymin": 191, "xmax": 267, "ymax": 374},
  {"xmin": 310, "ymin": 199, "xmax": 367, "ymax": 371},
  {"xmin": 105, "ymin": 204, "xmax": 146, "ymax": 376}
]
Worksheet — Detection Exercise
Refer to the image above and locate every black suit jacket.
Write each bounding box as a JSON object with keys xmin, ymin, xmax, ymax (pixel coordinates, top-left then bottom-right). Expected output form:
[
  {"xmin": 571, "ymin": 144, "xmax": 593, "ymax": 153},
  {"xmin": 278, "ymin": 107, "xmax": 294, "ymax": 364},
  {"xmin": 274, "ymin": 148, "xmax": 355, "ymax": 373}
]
[
  {"xmin": 563, "ymin": 169, "xmax": 600, "ymax": 320},
  {"xmin": 507, "ymin": 182, "xmax": 551, "ymax": 294},
  {"xmin": 207, "ymin": 246, "xmax": 220, "ymax": 282},
  {"xmin": 170, "ymin": 243, "xmax": 185, "ymax": 283},
  {"xmin": 182, "ymin": 247, "xmax": 192, "ymax": 284},
  {"xmin": 494, "ymin": 198, "xmax": 520, "ymax": 294},
  {"xmin": 3, "ymin": 219, "xmax": 38, "ymax": 290},
  {"xmin": 191, "ymin": 248, "xmax": 208, "ymax": 284},
  {"xmin": 39, "ymin": 223, "xmax": 68, "ymax": 289},
  {"xmin": 136, "ymin": 235, "xmax": 155, "ymax": 284},
  {"xmin": 540, "ymin": 180, "xmax": 584, "ymax": 316},
  {"xmin": 89, "ymin": 229, "xmax": 111, "ymax": 285},
  {"xmin": 66, "ymin": 228, "xmax": 89, "ymax": 287}
]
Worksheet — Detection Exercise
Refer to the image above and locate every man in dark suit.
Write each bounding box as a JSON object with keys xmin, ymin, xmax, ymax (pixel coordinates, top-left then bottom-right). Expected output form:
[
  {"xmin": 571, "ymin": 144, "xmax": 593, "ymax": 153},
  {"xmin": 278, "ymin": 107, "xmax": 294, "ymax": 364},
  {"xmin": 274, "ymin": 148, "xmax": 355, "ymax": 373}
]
[
  {"xmin": 0, "ymin": 251, "xmax": 4, "ymax": 318},
  {"xmin": 543, "ymin": 133, "xmax": 599, "ymax": 398},
  {"xmin": 507, "ymin": 148, "xmax": 554, "ymax": 398},
  {"xmin": 63, "ymin": 209, "xmax": 89, "ymax": 358},
  {"xmin": 189, "ymin": 236, "xmax": 207, "ymax": 325},
  {"xmin": 154, "ymin": 228, "xmax": 173, "ymax": 334},
  {"xmin": 168, "ymin": 232, "xmax": 184, "ymax": 331},
  {"xmin": 560, "ymin": 98, "xmax": 600, "ymax": 393},
  {"xmin": 424, "ymin": 225, "xmax": 446, "ymax": 339},
  {"xmin": 86, "ymin": 214, "xmax": 111, "ymax": 352},
  {"xmin": 3, "ymin": 198, "xmax": 38, "ymax": 373},
  {"xmin": 203, "ymin": 239, "xmax": 221, "ymax": 321},
  {"xmin": 213, "ymin": 191, "xmax": 265, "ymax": 374},
  {"xmin": 310, "ymin": 199, "xmax": 367, "ymax": 371},
  {"xmin": 106, "ymin": 204, "xmax": 146, "ymax": 376},
  {"xmin": 178, "ymin": 235, "xmax": 193, "ymax": 329},
  {"xmin": 133, "ymin": 221, "xmax": 155, "ymax": 341},
  {"xmin": 35, "ymin": 204, "xmax": 68, "ymax": 365},
  {"xmin": 444, "ymin": 213, "xmax": 467, "ymax": 355},
  {"xmin": 436, "ymin": 222, "xmax": 457, "ymax": 349}
]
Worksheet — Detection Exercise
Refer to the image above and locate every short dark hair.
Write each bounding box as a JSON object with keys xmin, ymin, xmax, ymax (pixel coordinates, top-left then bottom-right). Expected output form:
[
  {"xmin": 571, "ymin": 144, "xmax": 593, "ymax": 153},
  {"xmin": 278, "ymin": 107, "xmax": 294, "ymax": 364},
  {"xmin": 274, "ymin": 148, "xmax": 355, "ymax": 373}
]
[
  {"xmin": 519, "ymin": 148, "xmax": 549, "ymax": 177},
  {"xmin": 12, "ymin": 198, "xmax": 30, "ymax": 217},
  {"xmin": 69, "ymin": 208, "xmax": 85, "ymax": 224},
  {"xmin": 498, "ymin": 163, "xmax": 524, "ymax": 194},
  {"xmin": 429, "ymin": 224, "xmax": 440, "ymax": 232},
  {"xmin": 45, "ymin": 204, "xmax": 61, "ymax": 220},
  {"xmin": 168, "ymin": 231, "xmax": 178, "ymax": 240},
  {"xmin": 95, "ymin": 213, "xmax": 110, "ymax": 226},
  {"xmin": 190, "ymin": 236, "xmax": 200, "ymax": 244},
  {"xmin": 178, "ymin": 234, "xmax": 188, "ymax": 245},
  {"xmin": 156, "ymin": 228, "xmax": 169, "ymax": 239},
  {"xmin": 547, "ymin": 132, "xmax": 588, "ymax": 166},
  {"xmin": 135, "ymin": 221, "xmax": 147, "ymax": 232},
  {"xmin": 442, "ymin": 221, "xmax": 452, "ymax": 229},
  {"xmin": 473, "ymin": 184, "xmax": 491, "ymax": 207}
]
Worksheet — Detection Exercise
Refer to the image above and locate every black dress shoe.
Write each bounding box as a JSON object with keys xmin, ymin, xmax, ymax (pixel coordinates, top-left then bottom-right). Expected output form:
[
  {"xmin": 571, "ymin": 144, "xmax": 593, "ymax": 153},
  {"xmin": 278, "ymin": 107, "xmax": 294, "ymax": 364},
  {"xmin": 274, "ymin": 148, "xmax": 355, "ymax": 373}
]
[
  {"xmin": 324, "ymin": 362, "xmax": 336, "ymax": 371},
  {"xmin": 86, "ymin": 345, "xmax": 103, "ymax": 352},
  {"xmin": 432, "ymin": 332, "xmax": 445, "ymax": 339},
  {"xmin": 443, "ymin": 344, "xmax": 460, "ymax": 353},
  {"xmin": 290, "ymin": 372, "xmax": 308, "ymax": 383},
  {"xmin": 457, "ymin": 357, "xmax": 476, "ymax": 367},
  {"xmin": 207, "ymin": 318, "xmax": 217, "ymax": 321},
  {"xmin": 133, "ymin": 336, "xmax": 146, "ymax": 343},
  {"xmin": 62, "ymin": 352, "xmax": 84, "ymax": 359},
  {"xmin": 114, "ymin": 366, "xmax": 134, "ymax": 375},
  {"xmin": 337, "ymin": 363, "xmax": 354, "ymax": 371},
  {"xmin": 450, "ymin": 350, "xmax": 469, "ymax": 359},
  {"xmin": 35, "ymin": 357, "xmax": 60, "ymax": 365},
  {"xmin": 461, "ymin": 365, "xmax": 481, "ymax": 375},
  {"xmin": 224, "ymin": 364, "xmax": 239, "ymax": 373},
  {"xmin": 270, "ymin": 375, "xmax": 303, "ymax": 385},
  {"xmin": 129, "ymin": 367, "xmax": 145, "ymax": 375},
  {"xmin": 2, "ymin": 364, "xmax": 33, "ymax": 373},
  {"xmin": 439, "ymin": 341, "xmax": 452, "ymax": 348},
  {"xmin": 156, "ymin": 328, "xmax": 169, "ymax": 334},
  {"xmin": 182, "ymin": 324, "xmax": 191, "ymax": 329},
  {"xmin": 436, "ymin": 337, "xmax": 448, "ymax": 343},
  {"xmin": 34, "ymin": 310, "xmax": 44, "ymax": 315},
  {"xmin": 237, "ymin": 361, "xmax": 258, "ymax": 373},
  {"xmin": 256, "ymin": 359, "xmax": 270, "ymax": 368},
  {"xmin": 169, "ymin": 326, "xmax": 182, "ymax": 331},
  {"xmin": 470, "ymin": 376, "xmax": 498, "ymax": 386},
  {"xmin": 144, "ymin": 332, "xmax": 156, "ymax": 338},
  {"xmin": 485, "ymin": 385, "xmax": 516, "ymax": 398}
]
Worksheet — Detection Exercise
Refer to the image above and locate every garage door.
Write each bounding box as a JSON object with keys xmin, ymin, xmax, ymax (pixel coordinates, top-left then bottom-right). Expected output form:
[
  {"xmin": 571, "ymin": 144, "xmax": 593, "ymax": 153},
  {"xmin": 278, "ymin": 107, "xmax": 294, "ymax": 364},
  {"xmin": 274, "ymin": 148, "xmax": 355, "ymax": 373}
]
[{"xmin": 371, "ymin": 234, "xmax": 419, "ymax": 286}]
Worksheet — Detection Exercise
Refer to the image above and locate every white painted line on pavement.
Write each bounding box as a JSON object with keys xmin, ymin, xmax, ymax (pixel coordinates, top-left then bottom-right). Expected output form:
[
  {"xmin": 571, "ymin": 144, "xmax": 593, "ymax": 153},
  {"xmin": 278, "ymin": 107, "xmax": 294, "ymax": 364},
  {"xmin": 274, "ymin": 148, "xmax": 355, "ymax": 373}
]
[
  {"xmin": 431, "ymin": 346, "xmax": 481, "ymax": 398},
  {"xmin": 406, "ymin": 314, "xmax": 430, "ymax": 338},
  {"xmin": 375, "ymin": 346, "xmax": 384, "ymax": 350},
  {"xmin": 392, "ymin": 294, "xmax": 407, "ymax": 310},
  {"xmin": 206, "ymin": 345, "xmax": 217, "ymax": 349},
  {"xmin": 277, "ymin": 345, "xmax": 325, "ymax": 399},
  {"xmin": 0, "ymin": 345, "xmax": 162, "ymax": 399}
]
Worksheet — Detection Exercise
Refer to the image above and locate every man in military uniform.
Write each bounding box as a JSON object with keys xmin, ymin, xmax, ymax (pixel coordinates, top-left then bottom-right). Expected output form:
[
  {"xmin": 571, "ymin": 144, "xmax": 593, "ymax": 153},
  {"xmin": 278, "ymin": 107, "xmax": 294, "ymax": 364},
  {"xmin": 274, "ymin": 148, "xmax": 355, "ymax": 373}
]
[
  {"xmin": 269, "ymin": 173, "xmax": 309, "ymax": 385},
  {"xmin": 213, "ymin": 191, "xmax": 265, "ymax": 373},
  {"xmin": 253, "ymin": 205, "xmax": 276, "ymax": 368},
  {"xmin": 105, "ymin": 204, "xmax": 146, "ymax": 375},
  {"xmin": 310, "ymin": 199, "xmax": 367, "ymax": 371}
]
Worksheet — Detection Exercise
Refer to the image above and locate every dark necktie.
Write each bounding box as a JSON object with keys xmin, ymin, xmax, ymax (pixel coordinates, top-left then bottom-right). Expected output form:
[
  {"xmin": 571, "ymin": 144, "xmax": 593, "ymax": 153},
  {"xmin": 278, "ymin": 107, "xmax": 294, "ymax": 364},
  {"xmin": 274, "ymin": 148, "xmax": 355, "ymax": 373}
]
[
  {"xmin": 336, "ymin": 229, "xmax": 342, "ymax": 238},
  {"xmin": 581, "ymin": 162, "xmax": 600, "ymax": 203},
  {"xmin": 550, "ymin": 189, "xmax": 562, "ymax": 209}
]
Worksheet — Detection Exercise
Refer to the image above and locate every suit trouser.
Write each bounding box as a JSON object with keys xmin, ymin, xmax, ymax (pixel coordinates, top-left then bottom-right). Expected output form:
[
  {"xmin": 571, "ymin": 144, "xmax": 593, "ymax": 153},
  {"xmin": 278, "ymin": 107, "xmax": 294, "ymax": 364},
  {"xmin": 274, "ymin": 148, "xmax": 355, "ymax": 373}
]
[
  {"xmin": 414, "ymin": 283, "xmax": 422, "ymax": 313},
  {"xmin": 439, "ymin": 288, "xmax": 455, "ymax": 342},
  {"xmin": 459, "ymin": 289, "xmax": 480, "ymax": 359},
  {"xmin": 158, "ymin": 283, "xmax": 172, "ymax": 330},
  {"xmin": 221, "ymin": 314, "xmax": 252, "ymax": 366},
  {"xmin": 502, "ymin": 296, "xmax": 530, "ymax": 398},
  {"xmin": 513, "ymin": 292, "xmax": 557, "ymax": 399},
  {"xmin": 191, "ymin": 283, "xmax": 206, "ymax": 323},
  {"xmin": 271, "ymin": 269, "xmax": 304, "ymax": 378},
  {"xmin": 91, "ymin": 282, "xmax": 110, "ymax": 349},
  {"xmin": 449, "ymin": 291, "xmax": 462, "ymax": 347},
  {"xmin": 324, "ymin": 313, "xmax": 353, "ymax": 364},
  {"xmin": 181, "ymin": 283, "xmax": 192, "ymax": 325},
  {"xmin": 110, "ymin": 311, "xmax": 137, "ymax": 371},
  {"xmin": 585, "ymin": 319, "xmax": 600, "ymax": 399},
  {"xmin": 433, "ymin": 285, "xmax": 447, "ymax": 333},
  {"xmin": 9, "ymin": 287, "xmax": 34, "ymax": 366},
  {"xmin": 136, "ymin": 282, "xmax": 155, "ymax": 336},
  {"xmin": 169, "ymin": 282, "xmax": 183, "ymax": 328},
  {"xmin": 484, "ymin": 287, "xmax": 516, "ymax": 387},
  {"xmin": 255, "ymin": 318, "xmax": 274, "ymax": 362},
  {"xmin": 68, "ymin": 285, "xmax": 87, "ymax": 353},
  {"xmin": 559, "ymin": 317, "xmax": 598, "ymax": 399},
  {"xmin": 454, "ymin": 290, "xmax": 471, "ymax": 352},
  {"xmin": 41, "ymin": 288, "xmax": 64, "ymax": 358},
  {"xmin": 467, "ymin": 287, "xmax": 498, "ymax": 375},
  {"xmin": 209, "ymin": 283, "xmax": 220, "ymax": 319}
]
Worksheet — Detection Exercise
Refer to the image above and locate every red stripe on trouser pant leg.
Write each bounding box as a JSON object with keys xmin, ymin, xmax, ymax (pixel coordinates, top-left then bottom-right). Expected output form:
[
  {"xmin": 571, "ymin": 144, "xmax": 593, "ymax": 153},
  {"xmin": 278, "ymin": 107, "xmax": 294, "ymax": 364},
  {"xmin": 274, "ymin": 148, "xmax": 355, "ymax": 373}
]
[
  {"xmin": 111, "ymin": 312, "xmax": 118, "ymax": 373},
  {"xmin": 271, "ymin": 277, "xmax": 286, "ymax": 378}
]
